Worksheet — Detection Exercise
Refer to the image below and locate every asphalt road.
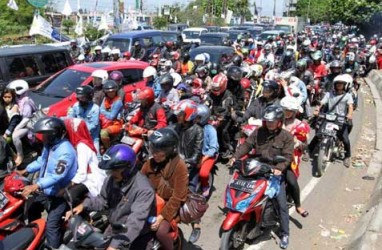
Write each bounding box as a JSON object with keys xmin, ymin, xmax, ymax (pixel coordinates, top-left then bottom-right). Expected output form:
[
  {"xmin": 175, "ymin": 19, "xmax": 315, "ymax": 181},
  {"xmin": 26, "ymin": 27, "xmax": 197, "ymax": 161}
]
[{"xmin": 180, "ymin": 81, "xmax": 378, "ymax": 250}]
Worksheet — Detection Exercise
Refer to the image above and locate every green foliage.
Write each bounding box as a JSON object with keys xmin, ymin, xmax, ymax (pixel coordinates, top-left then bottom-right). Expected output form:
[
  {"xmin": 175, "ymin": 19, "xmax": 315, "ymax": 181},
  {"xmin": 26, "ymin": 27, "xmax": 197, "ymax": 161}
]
[
  {"xmin": 0, "ymin": 1, "xmax": 34, "ymax": 37},
  {"xmin": 62, "ymin": 19, "xmax": 75, "ymax": 34},
  {"xmin": 153, "ymin": 16, "xmax": 168, "ymax": 30},
  {"xmin": 84, "ymin": 24, "xmax": 103, "ymax": 41}
]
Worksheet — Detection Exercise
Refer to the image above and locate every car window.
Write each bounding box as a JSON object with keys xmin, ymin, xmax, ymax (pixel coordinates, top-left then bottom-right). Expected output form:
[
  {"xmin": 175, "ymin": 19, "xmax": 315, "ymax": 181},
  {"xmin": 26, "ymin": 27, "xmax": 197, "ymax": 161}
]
[
  {"xmin": 142, "ymin": 37, "xmax": 153, "ymax": 47},
  {"xmin": 6, "ymin": 56, "xmax": 42, "ymax": 79},
  {"xmin": 36, "ymin": 69, "xmax": 90, "ymax": 98},
  {"xmin": 183, "ymin": 31, "xmax": 201, "ymax": 39},
  {"xmin": 201, "ymin": 36, "xmax": 224, "ymax": 45},
  {"xmin": 152, "ymin": 35, "xmax": 163, "ymax": 46},
  {"xmin": 40, "ymin": 52, "xmax": 70, "ymax": 74},
  {"xmin": 120, "ymin": 69, "xmax": 143, "ymax": 84},
  {"xmin": 104, "ymin": 38, "xmax": 131, "ymax": 52},
  {"xmin": 161, "ymin": 33, "xmax": 178, "ymax": 42}
]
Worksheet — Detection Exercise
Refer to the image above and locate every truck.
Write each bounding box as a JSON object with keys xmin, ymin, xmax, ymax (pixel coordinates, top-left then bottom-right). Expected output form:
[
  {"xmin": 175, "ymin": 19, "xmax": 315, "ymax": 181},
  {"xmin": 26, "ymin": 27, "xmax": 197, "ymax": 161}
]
[{"xmin": 274, "ymin": 16, "xmax": 306, "ymax": 35}]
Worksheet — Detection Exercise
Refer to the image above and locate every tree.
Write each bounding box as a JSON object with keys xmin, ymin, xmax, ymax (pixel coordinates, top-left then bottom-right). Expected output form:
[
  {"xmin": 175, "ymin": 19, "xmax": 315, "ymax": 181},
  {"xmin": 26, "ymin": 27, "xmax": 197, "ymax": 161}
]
[
  {"xmin": 0, "ymin": 1, "xmax": 34, "ymax": 36},
  {"xmin": 153, "ymin": 16, "xmax": 168, "ymax": 30},
  {"xmin": 62, "ymin": 19, "xmax": 75, "ymax": 34},
  {"xmin": 84, "ymin": 24, "xmax": 103, "ymax": 41}
]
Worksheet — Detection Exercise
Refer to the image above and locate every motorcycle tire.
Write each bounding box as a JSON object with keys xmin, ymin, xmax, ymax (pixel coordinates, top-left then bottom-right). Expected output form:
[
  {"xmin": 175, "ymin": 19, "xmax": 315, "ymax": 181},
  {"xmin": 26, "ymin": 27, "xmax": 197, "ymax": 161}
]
[
  {"xmin": 220, "ymin": 222, "xmax": 248, "ymax": 250},
  {"xmin": 316, "ymin": 140, "xmax": 333, "ymax": 177}
]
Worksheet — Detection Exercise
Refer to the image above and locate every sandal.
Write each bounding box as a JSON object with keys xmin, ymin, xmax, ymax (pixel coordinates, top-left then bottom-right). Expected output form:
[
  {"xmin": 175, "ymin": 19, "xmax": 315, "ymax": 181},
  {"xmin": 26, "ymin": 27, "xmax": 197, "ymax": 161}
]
[{"xmin": 297, "ymin": 209, "xmax": 309, "ymax": 218}]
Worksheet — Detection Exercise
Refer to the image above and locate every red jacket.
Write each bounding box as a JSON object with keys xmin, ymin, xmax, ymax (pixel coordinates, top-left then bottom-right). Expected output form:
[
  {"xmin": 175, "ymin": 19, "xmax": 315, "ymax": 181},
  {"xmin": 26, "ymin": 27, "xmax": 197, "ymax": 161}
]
[
  {"xmin": 130, "ymin": 103, "xmax": 167, "ymax": 130},
  {"xmin": 377, "ymin": 54, "xmax": 382, "ymax": 69}
]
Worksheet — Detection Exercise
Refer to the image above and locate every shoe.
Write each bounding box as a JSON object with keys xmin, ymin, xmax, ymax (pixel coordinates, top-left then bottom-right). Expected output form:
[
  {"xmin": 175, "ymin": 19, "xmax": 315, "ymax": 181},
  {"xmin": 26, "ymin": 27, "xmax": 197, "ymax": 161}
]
[
  {"xmin": 344, "ymin": 157, "xmax": 351, "ymax": 168},
  {"xmin": 202, "ymin": 185, "xmax": 210, "ymax": 197},
  {"xmin": 188, "ymin": 228, "xmax": 201, "ymax": 244},
  {"xmin": 279, "ymin": 235, "xmax": 289, "ymax": 249},
  {"xmin": 297, "ymin": 208, "xmax": 309, "ymax": 218}
]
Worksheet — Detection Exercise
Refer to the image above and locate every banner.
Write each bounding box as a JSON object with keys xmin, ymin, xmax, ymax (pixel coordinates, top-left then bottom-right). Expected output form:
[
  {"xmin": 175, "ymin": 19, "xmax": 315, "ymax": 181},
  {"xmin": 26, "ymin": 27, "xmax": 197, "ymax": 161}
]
[
  {"xmin": 62, "ymin": 0, "xmax": 72, "ymax": 16},
  {"xmin": 225, "ymin": 9, "xmax": 233, "ymax": 24},
  {"xmin": 29, "ymin": 14, "xmax": 67, "ymax": 42},
  {"xmin": 75, "ymin": 15, "xmax": 83, "ymax": 36},
  {"xmin": 98, "ymin": 14, "xmax": 109, "ymax": 31},
  {"xmin": 7, "ymin": 0, "xmax": 18, "ymax": 11}
]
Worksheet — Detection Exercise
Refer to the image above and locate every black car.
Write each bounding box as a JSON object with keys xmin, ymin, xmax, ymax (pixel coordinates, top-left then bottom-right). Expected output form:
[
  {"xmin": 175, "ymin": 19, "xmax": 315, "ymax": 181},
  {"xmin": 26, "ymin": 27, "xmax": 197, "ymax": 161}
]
[
  {"xmin": 161, "ymin": 31, "xmax": 183, "ymax": 45},
  {"xmin": 227, "ymin": 30, "xmax": 249, "ymax": 42},
  {"xmin": 199, "ymin": 32, "xmax": 230, "ymax": 46},
  {"xmin": 0, "ymin": 45, "xmax": 73, "ymax": 87},
  {"xmin": 189, "ymin": 46, "xmax": 235, "ymax": 68}
]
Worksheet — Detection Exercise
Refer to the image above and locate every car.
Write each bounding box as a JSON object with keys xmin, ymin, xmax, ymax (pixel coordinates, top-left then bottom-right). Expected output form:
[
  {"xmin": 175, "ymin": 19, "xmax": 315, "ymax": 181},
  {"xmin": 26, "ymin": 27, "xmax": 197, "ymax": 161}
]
[
  {"xmin": 189, "ymin": 46, "xmax": 235, "ymax": 68},
  {"xmin": 30, "ymin": 61, "xmax": 149, "ymax": 117},
  {"xmin": 0, "ymin": 45, "xmax": 74, "ymax": 87},
  {"xmin": 257, "ymin": 30, "xmax": 286, "ymax": 42},
  {"xmin": 246, "ymin": 26, "xmax": 264, "ymax": 38},
  {"xmin": 227, "ymin": 30, "xmax": 248, "ymax": 42},
  {"xmin": 168, "ymin": 23, "xmax": 189, "ymax": 32},
  {"xmin": 181, "ymin": 28, "xmax": 208, "ymax": 44},
  {"xmin": 199, "ymin": 32, "xmax": 230, "ymax": 46},
  {"xmin": 160, "ymin": 31, "xmax": 183, "ymax": 45},
  {"xmin": 205, "ymin": 26, "xmax": 220, "ymax": 32}
]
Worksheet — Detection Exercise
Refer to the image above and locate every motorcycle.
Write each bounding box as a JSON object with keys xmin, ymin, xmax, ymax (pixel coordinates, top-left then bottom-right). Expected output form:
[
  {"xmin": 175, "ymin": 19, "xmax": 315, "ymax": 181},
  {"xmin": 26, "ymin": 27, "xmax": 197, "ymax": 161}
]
[
  {"xmin": 219, "ymin": 157, "xmax": 286, "ymax": 250},
  {"xmin": 314, "ymin": 113, "xmax": 347, "ymax": 177}
]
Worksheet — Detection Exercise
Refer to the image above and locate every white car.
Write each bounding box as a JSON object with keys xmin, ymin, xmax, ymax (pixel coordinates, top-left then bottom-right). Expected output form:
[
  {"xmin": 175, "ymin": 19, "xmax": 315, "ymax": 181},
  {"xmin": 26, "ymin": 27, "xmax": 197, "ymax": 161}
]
[{"xmin": 181, "ymin": 27, "xmax": 208, "ymax": 44}]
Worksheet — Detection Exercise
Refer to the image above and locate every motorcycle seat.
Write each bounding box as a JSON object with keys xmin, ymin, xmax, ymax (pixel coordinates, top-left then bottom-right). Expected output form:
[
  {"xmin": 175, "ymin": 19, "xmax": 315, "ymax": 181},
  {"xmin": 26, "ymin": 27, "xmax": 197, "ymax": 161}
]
[{"xmin": 0, "ymin": 227, "xmax": 35, "ymax": 250}]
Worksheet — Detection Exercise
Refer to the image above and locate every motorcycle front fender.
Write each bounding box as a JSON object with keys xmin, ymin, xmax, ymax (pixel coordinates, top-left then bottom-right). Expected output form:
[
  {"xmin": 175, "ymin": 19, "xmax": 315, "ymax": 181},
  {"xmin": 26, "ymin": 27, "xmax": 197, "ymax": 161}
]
[{"xmin": 221, "ymin": 211, "xmax": 250, "ymax": 232}]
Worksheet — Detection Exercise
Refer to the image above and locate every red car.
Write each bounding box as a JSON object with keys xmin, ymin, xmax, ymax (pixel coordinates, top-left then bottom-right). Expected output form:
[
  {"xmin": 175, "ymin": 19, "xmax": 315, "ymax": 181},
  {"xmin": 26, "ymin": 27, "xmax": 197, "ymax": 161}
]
[{"xmin": 30, "ymin": 61, "xmax": 149, "ymax": 117}]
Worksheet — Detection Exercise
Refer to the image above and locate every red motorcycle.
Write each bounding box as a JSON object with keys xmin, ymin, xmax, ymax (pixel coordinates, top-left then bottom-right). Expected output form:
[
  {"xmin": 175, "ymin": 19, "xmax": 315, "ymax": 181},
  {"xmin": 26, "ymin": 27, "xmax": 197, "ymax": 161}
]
[{"xmin": 219, "ymin": 157, "xmax": 286, "ymax": 250}]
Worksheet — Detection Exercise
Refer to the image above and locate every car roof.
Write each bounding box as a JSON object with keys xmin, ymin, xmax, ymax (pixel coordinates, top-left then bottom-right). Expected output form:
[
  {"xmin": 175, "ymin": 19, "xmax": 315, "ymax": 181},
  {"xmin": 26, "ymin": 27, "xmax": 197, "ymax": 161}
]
[
  {"xmin": 108, "ymin": 30, "xmax": 162, "ymax": 39},
  {"xmin": 200, "ymin": 32, "xmax": 229, "ymax": 37},
  {"xmin": 190, "ymin": 46, "xmax": 234, "ymax": 53},
  {"xmin": 0, "ymin": 45, "xmax": 68, "ymax": 57},
  {"xmin": 261, "ymin": 30, "xmax": 285, "ymax": 34},
  {"xmin": 64, "ymin": 61, "xmax": 149, "ymax": 73},
  {"xmin": 183, "ymin": 27, "xmax": 208, "ymax": 31}
]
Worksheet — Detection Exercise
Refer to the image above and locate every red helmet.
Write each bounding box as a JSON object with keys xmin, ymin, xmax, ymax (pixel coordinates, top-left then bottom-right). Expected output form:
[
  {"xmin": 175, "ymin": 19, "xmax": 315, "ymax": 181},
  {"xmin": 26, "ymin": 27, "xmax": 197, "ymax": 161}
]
[
  {"xmin": 370, "ymin": 39, "xmax": 377, "ymax": 45},
  {"xmin": 109, "ymin": 71, "xmax": 123, "ymax": 82},
  {"xmin": 292, "ymin": 121, "xmax": 310, "ymax": 142},
  {"xmin": 137, "ymin": 87, "xmax": 155, "ymax": 105},
  {"xmin": 165, "ymin": 41, "xmax": 174, "ymax": 48},
  {"xmin": 4, "ymin": 172, "xmax": 30, "ymax": 195},
  {"xmin": 173, "ymin": 99, "xmax": 198, "ymax": 121},
  {"xmin": 123, "ymin": 51, "xmax": 131, "ymax": 59},
  {"xmin": 171, "ymin": 51, "xmax": 180, "ymax": 60},
  {"xmin": 192, "ymin": 78, "xmax": 203, "ymax": 88},
  {"xmin": 240, "ymin": 78, "xmax": 251, "ymax": 89},
  {"xmin": 210, "ymin": 73, "xmax": 228, "ymax": 96}
]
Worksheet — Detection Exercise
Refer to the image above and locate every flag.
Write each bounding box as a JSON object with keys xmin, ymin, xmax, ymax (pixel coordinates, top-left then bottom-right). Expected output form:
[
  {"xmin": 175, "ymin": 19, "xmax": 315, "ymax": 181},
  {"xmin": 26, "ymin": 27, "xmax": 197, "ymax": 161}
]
[
  {"xmin": 7, "ymin": 0, "xmax": 18, "ymax": 11},
  {"xmin": 62, "ymin": 0, "xmax": 73, "ymax": 16},
  {"xmin": 30, "ymin": 14, "xmax": 66, "ymax": 42},
  {"xmin": 75, "ymin": 15, "xmax": 83, "ymax": 36},
  {"xmin": 98, "ymin": 14, "xmax": 109, "ymax": 31}
]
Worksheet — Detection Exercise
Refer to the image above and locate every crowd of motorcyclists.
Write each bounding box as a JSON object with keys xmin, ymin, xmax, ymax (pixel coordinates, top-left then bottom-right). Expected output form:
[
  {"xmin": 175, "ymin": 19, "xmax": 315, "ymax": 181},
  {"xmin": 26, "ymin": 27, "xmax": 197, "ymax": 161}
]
[{"xmin": 0, "ymin": 23, "xmax": 381, "ymax": 249}]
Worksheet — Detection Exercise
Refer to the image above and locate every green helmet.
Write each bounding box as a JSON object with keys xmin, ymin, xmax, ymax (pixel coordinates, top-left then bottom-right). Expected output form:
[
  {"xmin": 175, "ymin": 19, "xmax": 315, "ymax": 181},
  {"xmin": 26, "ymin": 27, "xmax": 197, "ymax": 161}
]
[
  {"xmin": 241, "ymin": 47, "xmax": 249, "ymax": 54},
  {"xmin": 312, "ymin": 51, "xmax": 322, "ymax": 61},
  {"xmin": 296, "ymin": 59, "xmax": 307, "ymax": 69}
]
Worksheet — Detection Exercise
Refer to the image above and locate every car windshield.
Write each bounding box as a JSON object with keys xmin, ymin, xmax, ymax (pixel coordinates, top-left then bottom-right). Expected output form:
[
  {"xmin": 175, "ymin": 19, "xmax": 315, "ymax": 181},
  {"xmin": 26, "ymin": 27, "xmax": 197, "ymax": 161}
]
[
  {"xmin": 162, "ymin": 33, "xmax": 178, "ymax": 42},
  {"xmin": 259, "ymin": 33, "xmax": 277, "ymax": 40},
  {"xmin": 35, "ymin": 69, "xmax": 90, "ymax": 98},
  {"xmin": 183, "ymin": 31, "xmax": 201, "ymax": 39},
  {"xmin": 201, "ymin": 36, "xmax": 224, "ymax": 45},
  {"xmin": 103, "ymin": 38, "xmax": 130, "ymax": 52},
  {"xmin": 274, "ymin": 25, "xmax": 291, "ymax": 33},
  {"xmin": 228, "ymin": 32, "xmax": 241, "ymax": 41}
]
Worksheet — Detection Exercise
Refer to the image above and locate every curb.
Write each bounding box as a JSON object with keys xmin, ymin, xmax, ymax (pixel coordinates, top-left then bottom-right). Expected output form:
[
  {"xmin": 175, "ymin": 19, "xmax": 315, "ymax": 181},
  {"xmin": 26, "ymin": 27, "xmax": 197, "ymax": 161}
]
[{"xmin": 347, "ymin": 70, "xmax": 382, "ymax": 250}]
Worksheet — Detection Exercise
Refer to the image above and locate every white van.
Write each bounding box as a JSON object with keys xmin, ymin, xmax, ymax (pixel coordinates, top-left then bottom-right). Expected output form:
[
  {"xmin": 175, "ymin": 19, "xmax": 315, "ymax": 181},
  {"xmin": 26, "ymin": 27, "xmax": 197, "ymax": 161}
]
[{"xmin": 181, "ymin": 27, "xmax": 208, "ymax": 44}]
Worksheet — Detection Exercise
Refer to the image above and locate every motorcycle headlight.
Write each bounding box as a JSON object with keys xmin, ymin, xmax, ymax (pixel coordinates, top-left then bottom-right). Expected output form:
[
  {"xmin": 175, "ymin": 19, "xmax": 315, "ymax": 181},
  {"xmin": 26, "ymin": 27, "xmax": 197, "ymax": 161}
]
[{"xmin": 325, "ymin": 113, "xmax": 337, "ymax": 121}]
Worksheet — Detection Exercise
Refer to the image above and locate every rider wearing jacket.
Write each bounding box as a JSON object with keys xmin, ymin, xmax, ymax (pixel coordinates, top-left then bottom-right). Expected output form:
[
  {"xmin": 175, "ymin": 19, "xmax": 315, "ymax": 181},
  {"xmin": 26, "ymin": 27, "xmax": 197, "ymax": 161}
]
[
  {"xmin": 226, "ymin": 66, "xmax": 245, "ymax": 111},
  {"xmin": 232, "ymin": 105, "xmax": 294, "ymax": 249},
  {"xmin": 18, "ymin": 117, "xmax": 78, "ymax": 249},
  {"xmin": 143, "ymin": 66, "xmax": 162, "ymax": 98},
  {"xmin": 68, "ymin": 144, "xmax": 155, "ymax": 250}
]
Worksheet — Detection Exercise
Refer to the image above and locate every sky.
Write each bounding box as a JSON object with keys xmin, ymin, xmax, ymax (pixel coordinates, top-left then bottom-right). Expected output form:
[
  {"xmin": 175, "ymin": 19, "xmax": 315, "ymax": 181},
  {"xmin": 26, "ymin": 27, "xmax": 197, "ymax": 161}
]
[{"xmin": 52, "ymin": 0, "xmax": 286, "ymax": 16}]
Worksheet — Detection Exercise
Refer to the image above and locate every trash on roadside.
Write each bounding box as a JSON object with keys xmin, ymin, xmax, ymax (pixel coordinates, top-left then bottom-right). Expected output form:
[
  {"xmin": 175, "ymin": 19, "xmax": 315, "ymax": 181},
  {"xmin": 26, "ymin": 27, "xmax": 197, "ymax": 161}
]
[
  {"xmin": 345, "ymin": 187, "xmax": 352, "ymax": 192},
  {"xmin": 353, "ymin": 186, "xmax": 361, "ymax": 191},
  {"xmin": 352, "ymin": 161, "xmax": 365, "ymax": 168},
  {"xmin": 352, "ymin": 204, "xmax": 364, "ymax": 211},
  {"xmin": 362, "ymin": 175, "xmax": 375, "ymax": 181},
  {"xmin": 330, "ymin": 229, "xmax": 348, "ymax": 240},
  {"xmin": 319, "ymin": 224, "xmax": 331, "ymax": 237}
]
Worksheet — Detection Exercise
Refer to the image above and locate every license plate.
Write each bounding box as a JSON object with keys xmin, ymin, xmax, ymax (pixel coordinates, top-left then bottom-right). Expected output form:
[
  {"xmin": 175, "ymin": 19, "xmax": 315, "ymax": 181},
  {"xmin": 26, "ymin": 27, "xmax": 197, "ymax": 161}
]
[
  {"xmin": 0, "ymin": 191, "xmax": 9, "ymax": 210},
  {"xmin": 121, "ymin": 135, "xmax": 136, "ymax": 146},
  {"xmin": 323, "ymin": 129, "xmax": 336, "ymax": 136},
  {"xmin": 229, "ymin": 179, "xmax": 256, "ymax": 193}
]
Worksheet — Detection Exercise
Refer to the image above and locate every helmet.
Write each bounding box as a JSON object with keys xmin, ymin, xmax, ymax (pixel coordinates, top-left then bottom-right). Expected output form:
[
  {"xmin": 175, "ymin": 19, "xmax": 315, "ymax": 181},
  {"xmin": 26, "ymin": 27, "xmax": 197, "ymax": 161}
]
[
  {"xmin": 123, "ymin": 51, "xmax": 131, "ymax": 59},
  {"xmin": 75, "ymin": 85, "xmax": 94, "ymax": 100},
  {"xmin": 262, "ymin": 105, "xmax": 284, "ymax": 124},
  {"xmin": 110, "ymin": 48, "xmax": 121, "ymax": 55},
  {"xmin": 241, "ymin": 47, "xmax": 249, "ymax": 55},
  {"xmin": 296, "ymin": 59, "xmax": 307, "ymax": 70},
  {"xmin": 192, "ymin": 78, "xmax": 203, "ymax": 89},
  {"xmin": 143, "ymin": 66, "xmax": 157, "ymax": 78},
  {"xmin": 250, "ymin": 64, "xmax": 263, "ymax": 77},
  {"xmin": 136, "ymin": 87, "xmax": 155, "ymax": 105},
  {"xmin": 203, "ymin": 53, "xmax": 210, "ymax": 63},
  {"xmin": 164, "ymin": 60, "xmax": 173, "ymax": 67},
  {"xmin": 171, "ymin": 72, "xmax": 182, "ymax": 87},
  {"xmin": 183, "ymin": 52, "xmax": 190, "ymax": 62},
  {"xmin": 210, "ymin": 73, "xmax": 228, "ymax": 96},
  {"xmin": 91, "ymin": 69, "xmax": 109, "ymax": 81},
  {"xmin": 94, "ymin": 45, "xmax": 102, "ymax": 51},
  {"xmin": 33, "ymin": 117, "xmax": 66, "ymax": 145},
  {"xmin": 171, "ymin": 51, "xmax": 180, "ymax": 60},
  {"xmin": 83, "ymin": 44, "xmax": 91, "ymax": 51},
  {"xmin": 7, "ymin": 79, "xmax": 29, "ymax": 95},
  {"xmin": 292, "ymin": 121, "xmax": 310, "ymax": 142},
  {"xmin": 99, "ymin": 144, "xmax": 137, "ymax": 176},
  {"xmin": 101, "ymin": 47, "xmax": 111, "ymax": 54},
  {"xmin": 262, "ymin": 80, "xmax": 279, "ymax": 98},
  {"xmin": 333, "ymin": 74, "xmax": 353, "ymax": 91},
  {"xmin": 280, "ymin": 96, "xmax": 300, "ymax": 112},
  {"xmin": 102, "ymin": 80, "xmax": 118, "ymax": 92},
  {"xmin": 264, "ymin": 44, "xmax": 272, "ymax": 52},
  {"xmin": 195, "ymin": 65, "xmax": 209, "ymax": 78},
  {"xmin": 196, "ymin": 104, "xmax": 211, "ymax": 126},
  {"xmin": 312, "ymin": 51, "xmax": 322, "ymax": 61},
  {"xmin": 165, "ymin": 41, "xmax": 174, "ymax": 48},
  {"xmin": 240, "ymin": 78, "xmax": 251, "ymax": 89},
  {"xmin": 173, "ymin": 99, "xmax": 198, "ymax": 122},
  {"xmin": 78, "ymin": 54, "xmax": 85, "ymax": 61},
  {"xmin": 330, "ymin": 60, "xmax": 342, "ymax": 68},
  {"xmin": 134, "ymin": 41, "xmax": 141, "ymax": 47},
  {"xmin": 159, "ymin": 73, "xmax": 174, "ymax": 86},
  {"xmin": 346, "ymin": 52, "xmax": 355, "ymax": 61},
  {"xmin": 70, "ymin": 39, "xmax": 77, "ymax": 45},
  {"xmin": 148, "ymin": 127, "xmax": 179, "ymax": 155},
  {"xmin": 109, "ymin": 71, "xmax": 123, "ymax": 82},
  {"xmin": 210, "ymin": 62, "xmax": 219, "ymax": 76},
  {"xmin": 227, "ymin": 66, "xmax": 243, "ymax": 82},
  {"xmin": 286, "ymin": 45, "xmax": 294, "ymax": 51},
  {"xmin": 4, "ymin": 172, "xmax": 30, "ymax": 195},
  {"xmin": 302, "ymin": 40, "xmax": 311, "ymax": 46},
  {"xmin": 194, "ymin": 54, "xmax": 206, "ymax": 64},
  {"xmin": 232, "ymin": 55, "xmax": 243, "ymax": 66}
]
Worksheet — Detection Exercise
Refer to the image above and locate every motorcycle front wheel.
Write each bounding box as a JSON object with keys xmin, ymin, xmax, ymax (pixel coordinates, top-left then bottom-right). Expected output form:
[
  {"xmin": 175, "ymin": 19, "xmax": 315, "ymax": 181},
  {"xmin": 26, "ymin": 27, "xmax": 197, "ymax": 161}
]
[
  {"xmin": 220, "ymin": 222, "xmax": 248, "ymax": 250},
  {"xmin": 317, "ymin": 139, "xmax": 333, "ymax": 177}
]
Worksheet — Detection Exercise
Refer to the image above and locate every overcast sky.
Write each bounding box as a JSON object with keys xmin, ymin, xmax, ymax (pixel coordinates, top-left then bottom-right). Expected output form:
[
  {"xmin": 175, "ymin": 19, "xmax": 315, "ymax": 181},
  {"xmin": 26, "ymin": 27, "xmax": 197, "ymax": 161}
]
[{"xmin": 53, "ymin": 0, "xmax": 285, "ymax": 16}]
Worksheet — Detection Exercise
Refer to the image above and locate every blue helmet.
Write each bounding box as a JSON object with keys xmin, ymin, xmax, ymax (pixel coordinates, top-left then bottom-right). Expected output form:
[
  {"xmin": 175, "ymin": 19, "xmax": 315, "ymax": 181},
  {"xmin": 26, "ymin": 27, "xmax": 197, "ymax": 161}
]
[{"xmin": 100, "ymin": 144, "xmax": 137, "ymax": 175}]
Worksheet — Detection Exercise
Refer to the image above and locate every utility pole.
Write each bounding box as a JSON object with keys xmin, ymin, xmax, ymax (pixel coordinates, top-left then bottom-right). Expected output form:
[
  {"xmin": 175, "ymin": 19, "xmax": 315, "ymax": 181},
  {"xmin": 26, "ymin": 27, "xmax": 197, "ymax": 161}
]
[{"xmin": 113, "ymin": 0, "xmax": 120, "ymax": 31}]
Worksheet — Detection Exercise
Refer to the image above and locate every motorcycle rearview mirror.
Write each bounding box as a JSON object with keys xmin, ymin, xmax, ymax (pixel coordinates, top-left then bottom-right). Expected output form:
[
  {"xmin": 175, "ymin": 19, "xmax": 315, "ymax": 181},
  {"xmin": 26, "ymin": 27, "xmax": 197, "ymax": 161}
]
[
  {"xmin": 111, "ymin": 223, "xmax": 127, "ymax": 234},
  {"xmin": 273, "ymin": 156, "xmax": 287, "ymax": 164}
]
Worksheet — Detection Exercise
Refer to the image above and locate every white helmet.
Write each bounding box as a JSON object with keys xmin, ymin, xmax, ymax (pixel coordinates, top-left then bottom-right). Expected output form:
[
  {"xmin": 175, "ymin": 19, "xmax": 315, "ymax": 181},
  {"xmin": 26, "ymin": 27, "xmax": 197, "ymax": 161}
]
[
  {"xmin": 171, "ymin": 72, "xmax": 182, "ymax": 87},
  {"xmin": 369, "ymin": 54, "xmax": 376, "ymax": 64},
  {"xmin": 333, "ymin": 74, "xmax": 353, "ymax": 91},
  {"xmin": 94, "ymin": 45, "xmax": 102, "ymax": 51},
  {"xmin": 101, "ymin": 47, "xmax": 111, "ymax": 54},
  {"xmin": 164, "ymin": 60, "xmax": 173, "ymax": 67},
  {"xmin": 7, "ymin": 79, "xmax": 29, "ymax": 96},
  {"xmin": 286, "ymin": 45, "xmax": 294, "ymax": 51},
  {"xmin": 78, "ymin": 54, "xmax": 85, "ymax": 61},
  {"xmin": 250, "ymin": 64, "xmax": 263, "ymax": 77},
  {"xmin": 91, "ymin": 69, "xmax": 109, "ymax": 81},
  {"xmin": 195, "ymin": 54, "xmax": 206, "ymax": 64},
  {"xmin": 110, "ymin": 48, "xmax": 121, "ymax": 55},
  {"xmin": 280, "ymin": 96, "xmax": 301, "ymax": 112},
  {"xmin": 143, "ymin": 66, "xmax": 157, "ymax": 78},
  {"xmin": 203, "ymin": 53, "xmax": 210, "ymax": 63},
  {"xmin": 303, "ymin": 39, "xmax": 311, "ymax": 46},
  {"xmin": 289, "ymin": 76, "xmax": 301, "ymax": 86},
  {"xmin": 346, "ymin": 52, "xmax": 355, "ymax": 61}
]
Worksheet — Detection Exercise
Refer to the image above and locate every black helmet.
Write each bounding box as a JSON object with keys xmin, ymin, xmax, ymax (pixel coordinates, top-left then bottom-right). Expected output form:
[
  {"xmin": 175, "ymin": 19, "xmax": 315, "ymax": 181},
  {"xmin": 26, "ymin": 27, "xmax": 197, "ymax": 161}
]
[
  {"xmin": 195, "ymin": 65, "xmax": 209, "ymax": 78},
  {"xmin": 183, "ymin": 52, "xmax": 190, "ymax": 62},
  {"xmin": 262, "ymin": 104, "xmax": 284, "ymax": 123},
  {"xmin": 102, "ymin": 80, "xmax": 118, "ymax": 92},
  {"xmin": 148, "ymin": 127, "xmax": 179, "ymax": 156},
  {"xmin": 99, "ymin": 144, "xmax": 137, "ymax": 177},
  {"xmin": 210, "ymin": 62, "xmax": 219, "ymax": 76},
  {"xmin": 262, "ymin": 80, "xmax": 279, "ymax": 98},
  {"xmin": 83, "ymin": 44, "xmax": 91, "ymax": 51},
  {"xmin": 227, "ymin": 66, "xmax": 243, "ymax": 82},
  {"xmin": 33, "ymin": 117, "xmax": 66, "ymax": 145},
  {"xmin": 76, "ymin": 85, "xmax": 94, "ymax": 99},
  {"xmin": 231, "ymin": 55, "xmax": 243, "ymax": 66},
  {"xmin": 159, "ymin": 73, "xmax": 174, "ymax": 86}
]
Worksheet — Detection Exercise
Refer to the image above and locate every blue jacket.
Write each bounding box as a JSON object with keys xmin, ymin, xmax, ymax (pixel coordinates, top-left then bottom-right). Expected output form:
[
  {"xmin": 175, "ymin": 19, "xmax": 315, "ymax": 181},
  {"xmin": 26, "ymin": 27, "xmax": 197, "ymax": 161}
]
[
  {"xmin": 147, "ymin": 78, "xmax": 162, "ymax": 98},
  {"xmin": 100, "ymin": 98, "xmax": 123, "ymax": 120},
  {"xmin": 296, "ymin": 79, "xmax": 308, "ymax": 103},
  {"xmin": 67, "ymin": 102, "xmax": 100, "ymax": 142},
  {"xmin": 26, "ymin": 140, "xmax": 78, "ymax": 196},
  {"xmin": 202, "ymin": 124, "xmax": 219, "ymax": 157}
]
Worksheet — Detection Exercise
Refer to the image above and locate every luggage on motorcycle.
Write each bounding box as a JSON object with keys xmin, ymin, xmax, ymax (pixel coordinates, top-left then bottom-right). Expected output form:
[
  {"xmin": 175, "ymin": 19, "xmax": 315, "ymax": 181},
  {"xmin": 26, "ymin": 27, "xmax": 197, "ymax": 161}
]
[
  {"xmin": 261, "ymin": 199, "xmax": 278, "ymax": 228},
  {"xmin": 179, "ymin": 191, "xmax": 209, "ymax": 224}
]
